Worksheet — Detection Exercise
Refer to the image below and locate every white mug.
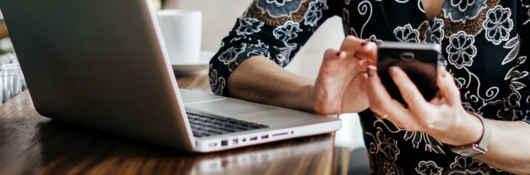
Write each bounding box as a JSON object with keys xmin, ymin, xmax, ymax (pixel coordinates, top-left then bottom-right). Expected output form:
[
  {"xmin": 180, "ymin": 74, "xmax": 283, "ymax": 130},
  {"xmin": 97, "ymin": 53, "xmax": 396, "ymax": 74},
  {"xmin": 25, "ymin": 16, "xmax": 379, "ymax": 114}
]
[{"xmin": 157, "ymin": 9, "xmax": 202, "ymax": 64}]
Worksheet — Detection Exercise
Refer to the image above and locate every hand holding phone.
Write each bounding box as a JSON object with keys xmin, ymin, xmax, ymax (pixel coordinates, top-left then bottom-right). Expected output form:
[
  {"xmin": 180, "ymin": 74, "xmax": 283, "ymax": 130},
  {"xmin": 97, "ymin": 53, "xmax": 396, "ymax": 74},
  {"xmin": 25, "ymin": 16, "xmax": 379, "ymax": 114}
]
[{"xmin": 377, "ymin": 42, "xmax": 442, "ymax": 106}]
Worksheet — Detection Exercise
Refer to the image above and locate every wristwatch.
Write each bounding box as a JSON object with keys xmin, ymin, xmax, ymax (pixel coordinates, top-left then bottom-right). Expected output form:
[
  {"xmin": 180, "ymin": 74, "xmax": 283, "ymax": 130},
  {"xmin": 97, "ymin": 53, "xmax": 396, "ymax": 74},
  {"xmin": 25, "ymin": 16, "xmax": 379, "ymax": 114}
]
[{"xmin": 450, "ymin": 113, "xmax": 492, "ymax": 156}]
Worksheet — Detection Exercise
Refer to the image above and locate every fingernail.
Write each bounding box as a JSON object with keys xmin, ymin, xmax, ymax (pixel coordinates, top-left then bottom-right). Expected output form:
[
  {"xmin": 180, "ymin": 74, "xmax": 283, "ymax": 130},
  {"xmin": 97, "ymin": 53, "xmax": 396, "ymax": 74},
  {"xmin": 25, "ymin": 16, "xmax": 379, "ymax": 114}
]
[
  {"xmin": 367, "ymin": 67, "xmax": 374, "ymax": 77},
  {"xmin": 361, "ymin": 42, "xmax": 367, "ymax": 47},
  {"xmin": 439, "ymin": 64, "xmax": 447, "ymax": 78},
  {"xmin": 389, "ymin": 66, "xmax": 400, "ymax": 76}
]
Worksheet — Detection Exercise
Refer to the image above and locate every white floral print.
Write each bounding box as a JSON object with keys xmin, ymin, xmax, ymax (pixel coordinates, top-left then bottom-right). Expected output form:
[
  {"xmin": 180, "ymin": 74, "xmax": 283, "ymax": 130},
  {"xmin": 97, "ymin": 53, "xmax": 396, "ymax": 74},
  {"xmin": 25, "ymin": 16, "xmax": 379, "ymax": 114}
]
[
  {"xmin": 404, "ymin": 131, "xmax": 445, "ymax": 154},
  {"xmin": 273, "ymin": 20, "xmax": 303, "ymax": 43},
  {"xmin": 503, "ymin": 84, "xmax": 523, "ymax": 113},
  {"xmin": 257, "ymin": 39, "xmax": 270, "ymax": 49},
  {"xmin": 523, "ymin": 0, "xmax": 530, "ymax": 25},
  {"xmin": 236, "ymin": 18, "xmax": 264, "ymax": 36},
  {"xmin": 418, "ymin": 0, "xmax": 425, "ymax": 13},
  {"xmin": 368, "ymin": 34, "xmax": 383, "ymax": 45},
  {"xmin": 430, "ymin": 18, "xmax": 445, "ymax": 44},
  {"xmin": 366, "ymin": 128, "xmax": 401, "ymax": 161},
  {"xmin": 273, "ymin": 43, "xmax": 297, "ymax": 67},
  {"xmin": 357, "ymin": 0, "xmax": 373, "ymax": 38},
  {"xmin": 449, "ymin": 156, "xmax": 483, "ymax": 169},
  {"xmin": 463, "ymin": 102, "xmax": 477, "ymax": 113},
  {"xmin": 451, "ymin": 0, "xmax": 476, "ymax": 12},
  {"xmin": 304, "ymin": 0, "xmax": 328, "ymax": 27},
  {"xmin": 266, "ymin": 0, "xmax": 293, "ymax": 7},
  {"xmin": 505, "ymin": 57, "xmax": 529, "ymax": 81},
  {"xmin": 442, "ymin": 0, "xmax": 487, "ymax": 22},
  {"xmin": 497, "ymin": 54, "xmax": 529, "ymax": 121},
  {"xmin": 247, "ymin": 49, "xmax": 271, "ymax": 59},
  {"xmin": 393, "ymin": 24, "xmax": 420, "ymax": 43},
  {"xmin": 447, "ymin": 156, "xmax": 513, "ymax": 174},
  {"xmin": 218, "ymin": 43, "xmax": 246, "ymax": 65},
  {"xmin": 416, "ymin": 161, "xmax": 443, "ymax": 175},
  {"xmin": 209, "ymin": 65, "xmax": 226, "ymax": 96},
  {"xmin": 446, "ymin": 31, "xmax": 477, "ymax": 69},
  {"xmin": 372, "ymin": 119, "xmax": 447, "ymax": 156},
  {"xmin": 256, "ymin": 0, "xmax": 305, "ymax": 17},
  {"xmin": 483, "ymin": 5, "xmax": 514, "ymax": 45},
  {"xmin": 395, "ymin": 0, "xmax": 409, "ymax": 4},
  {"xmin": 502, "ymin": 35, "xmax": 520, "ymax": 65}
]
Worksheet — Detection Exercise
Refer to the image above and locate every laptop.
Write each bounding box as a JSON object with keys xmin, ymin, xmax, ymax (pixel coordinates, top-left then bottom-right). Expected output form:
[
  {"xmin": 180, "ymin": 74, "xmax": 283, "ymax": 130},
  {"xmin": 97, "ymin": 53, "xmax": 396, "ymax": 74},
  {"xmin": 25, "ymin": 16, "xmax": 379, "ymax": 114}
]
[{"xmin": 0, "ymin": 0, "xmax": 341, "ymax": 152}]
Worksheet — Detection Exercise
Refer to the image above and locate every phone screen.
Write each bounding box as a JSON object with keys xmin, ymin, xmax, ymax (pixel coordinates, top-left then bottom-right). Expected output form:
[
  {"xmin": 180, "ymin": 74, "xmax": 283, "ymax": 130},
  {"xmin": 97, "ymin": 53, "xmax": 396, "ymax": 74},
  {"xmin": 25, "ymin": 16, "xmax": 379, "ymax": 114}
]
[{"xmin": 377, "ymin": 45, "xmax": 440, "ymax": 106}]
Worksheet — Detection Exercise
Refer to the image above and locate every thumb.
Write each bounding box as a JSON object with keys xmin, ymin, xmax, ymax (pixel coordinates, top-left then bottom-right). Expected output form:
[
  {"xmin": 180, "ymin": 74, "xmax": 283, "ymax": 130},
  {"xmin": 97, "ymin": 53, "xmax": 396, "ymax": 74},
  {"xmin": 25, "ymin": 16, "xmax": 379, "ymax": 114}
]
[{"xmin": 436, "ymin": 65, "xmax": 461, "ymax": 106}]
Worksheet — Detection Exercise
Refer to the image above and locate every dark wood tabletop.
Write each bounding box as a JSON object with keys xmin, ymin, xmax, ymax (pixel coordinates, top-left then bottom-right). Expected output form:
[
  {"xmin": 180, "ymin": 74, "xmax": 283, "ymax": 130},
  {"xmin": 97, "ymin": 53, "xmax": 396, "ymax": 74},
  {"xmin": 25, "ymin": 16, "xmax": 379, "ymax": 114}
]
[{"xmin": 0, "ymin": 73, "xmax": 349, "ymax": 175}]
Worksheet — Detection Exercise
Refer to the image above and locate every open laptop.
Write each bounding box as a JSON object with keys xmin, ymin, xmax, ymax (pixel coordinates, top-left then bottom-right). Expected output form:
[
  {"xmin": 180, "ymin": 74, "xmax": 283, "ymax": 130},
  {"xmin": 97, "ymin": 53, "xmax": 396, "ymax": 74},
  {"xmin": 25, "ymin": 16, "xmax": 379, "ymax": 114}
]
[{"xmin": 0, "ymin": 0, "xmax": 341, "ymax": 152}]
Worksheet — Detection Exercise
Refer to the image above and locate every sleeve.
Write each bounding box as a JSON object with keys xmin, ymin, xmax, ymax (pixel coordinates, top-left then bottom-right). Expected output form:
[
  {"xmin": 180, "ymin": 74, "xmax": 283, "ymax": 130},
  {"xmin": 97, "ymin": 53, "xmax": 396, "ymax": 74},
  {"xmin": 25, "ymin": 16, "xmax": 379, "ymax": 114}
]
[
  {"xmin": 498, "ymin": 0, "xmax": 530, "ymax": 121},
  {"xmin": 208, "ymin": 0, "xmax": 342, "ymax": 96}
]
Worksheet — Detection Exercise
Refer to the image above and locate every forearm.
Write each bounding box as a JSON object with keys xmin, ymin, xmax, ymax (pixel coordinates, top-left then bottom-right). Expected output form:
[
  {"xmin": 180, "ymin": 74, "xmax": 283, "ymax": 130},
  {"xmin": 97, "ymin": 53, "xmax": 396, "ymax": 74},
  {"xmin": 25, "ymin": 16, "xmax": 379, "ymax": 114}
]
[
  {"xmin": 474, "ymin": 120, "xmax": 530, "ymax": 174},
  {"xmin": 227, "ymin": 56, "xmax": 316, "ymax": 112}
]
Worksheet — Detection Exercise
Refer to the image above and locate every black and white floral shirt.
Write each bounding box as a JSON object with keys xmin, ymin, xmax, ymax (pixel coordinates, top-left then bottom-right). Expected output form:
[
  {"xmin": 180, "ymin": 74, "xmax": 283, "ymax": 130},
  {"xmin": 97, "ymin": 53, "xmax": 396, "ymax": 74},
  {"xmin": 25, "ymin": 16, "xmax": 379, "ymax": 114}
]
[{"xmin": 209, "ymin": 0, "xmax": 530, "ymax": 174}]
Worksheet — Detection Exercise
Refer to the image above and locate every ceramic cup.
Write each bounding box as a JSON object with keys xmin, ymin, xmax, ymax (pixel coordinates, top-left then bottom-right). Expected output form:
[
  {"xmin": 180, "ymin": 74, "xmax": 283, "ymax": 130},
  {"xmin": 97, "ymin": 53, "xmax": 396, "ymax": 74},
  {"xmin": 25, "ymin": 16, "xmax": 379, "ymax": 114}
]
[{"xmin": 157, "ymin": 9, "xmax": 202, "ymax": 64}]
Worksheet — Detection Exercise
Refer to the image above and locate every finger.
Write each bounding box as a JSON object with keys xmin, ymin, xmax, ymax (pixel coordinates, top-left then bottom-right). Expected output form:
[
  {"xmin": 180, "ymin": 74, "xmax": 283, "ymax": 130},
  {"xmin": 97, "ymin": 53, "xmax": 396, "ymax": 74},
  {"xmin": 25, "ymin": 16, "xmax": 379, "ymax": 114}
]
[
  {"xmin": 323, "ymin": 48, "xmax": 344, "ymax": 61},
  {"xmin": 366, "ymin": 66, "xmax": 411, "ymax": 126},
  {"xmin": 354, "ymin": 42, "xmax": 377, "ymax": 64},
  {"xmin": 436, "ymin": 65, "xmax": 461, "ymax": 106},
  {"xmin": 388, "ymin": 66, "xmax": 429, "ymax": 111},
  {"xmin": 339, "ymin": 35, "xmax": 360, "ymax": 51}
]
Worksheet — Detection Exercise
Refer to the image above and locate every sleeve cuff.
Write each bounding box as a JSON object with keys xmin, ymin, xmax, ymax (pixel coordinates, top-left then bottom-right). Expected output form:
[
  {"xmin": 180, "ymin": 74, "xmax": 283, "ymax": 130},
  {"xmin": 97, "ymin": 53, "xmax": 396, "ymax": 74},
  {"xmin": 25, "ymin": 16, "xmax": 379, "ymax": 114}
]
[{"xmin": 209, "ymin": 44, "xmax": 271, "ymax": 96}]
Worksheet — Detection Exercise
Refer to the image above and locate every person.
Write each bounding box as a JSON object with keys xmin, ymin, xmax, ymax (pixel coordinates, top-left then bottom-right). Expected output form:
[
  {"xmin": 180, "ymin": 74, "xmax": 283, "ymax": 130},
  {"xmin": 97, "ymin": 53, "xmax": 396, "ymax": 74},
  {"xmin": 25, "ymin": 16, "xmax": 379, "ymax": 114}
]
[{"xmin": 208, "ymin": 0, "xmax": 530, "ymax": 174}]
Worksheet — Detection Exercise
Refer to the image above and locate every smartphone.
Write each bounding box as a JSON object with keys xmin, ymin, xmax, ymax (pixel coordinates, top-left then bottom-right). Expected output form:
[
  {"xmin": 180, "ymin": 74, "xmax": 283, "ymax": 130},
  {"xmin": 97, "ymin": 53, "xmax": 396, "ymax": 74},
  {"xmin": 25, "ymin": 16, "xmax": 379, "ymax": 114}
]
[{"xmin": 377, "ymin": 42, "xmax": 443, "ymax": 106}]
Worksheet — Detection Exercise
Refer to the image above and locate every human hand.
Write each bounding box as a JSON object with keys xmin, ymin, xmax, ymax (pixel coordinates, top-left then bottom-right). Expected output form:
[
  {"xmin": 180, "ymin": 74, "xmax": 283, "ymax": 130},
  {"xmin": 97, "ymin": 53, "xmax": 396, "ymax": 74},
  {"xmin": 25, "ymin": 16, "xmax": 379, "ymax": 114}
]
[
  {"xmin": 377, "ymin": 57, "xmax": 438, "ymax": 105},
  {"xmin": 309, "ymin": 36, "xmax": 377, "ymax": 115},
  {"xmin": 366, "ymin": 64, "xmax": 483, "ymax": 146}
]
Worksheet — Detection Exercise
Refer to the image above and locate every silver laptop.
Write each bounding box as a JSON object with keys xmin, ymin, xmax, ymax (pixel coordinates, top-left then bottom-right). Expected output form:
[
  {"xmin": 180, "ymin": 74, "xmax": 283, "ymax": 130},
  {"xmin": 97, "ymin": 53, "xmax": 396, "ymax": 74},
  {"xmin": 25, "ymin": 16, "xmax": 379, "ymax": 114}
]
[{"xmin": 0, "ymin": 0, "xmax": 341, "ymax": 152}]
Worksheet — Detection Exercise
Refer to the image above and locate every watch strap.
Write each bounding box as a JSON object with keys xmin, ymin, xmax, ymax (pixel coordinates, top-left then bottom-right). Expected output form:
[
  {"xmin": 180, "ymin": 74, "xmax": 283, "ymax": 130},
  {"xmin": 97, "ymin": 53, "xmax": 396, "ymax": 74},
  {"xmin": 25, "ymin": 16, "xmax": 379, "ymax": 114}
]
[{"xmin": 475, "ymin": 113, "xmax": 491, "ymax": 151}]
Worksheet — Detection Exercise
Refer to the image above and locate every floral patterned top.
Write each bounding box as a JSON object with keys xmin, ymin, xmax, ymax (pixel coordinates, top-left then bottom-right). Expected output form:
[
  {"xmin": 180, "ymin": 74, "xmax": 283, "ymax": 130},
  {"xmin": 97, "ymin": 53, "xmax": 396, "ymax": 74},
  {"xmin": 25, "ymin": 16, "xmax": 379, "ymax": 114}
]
[{"xmin": 208, "ymin": 0, "xmax": 530, "ymax": 174}]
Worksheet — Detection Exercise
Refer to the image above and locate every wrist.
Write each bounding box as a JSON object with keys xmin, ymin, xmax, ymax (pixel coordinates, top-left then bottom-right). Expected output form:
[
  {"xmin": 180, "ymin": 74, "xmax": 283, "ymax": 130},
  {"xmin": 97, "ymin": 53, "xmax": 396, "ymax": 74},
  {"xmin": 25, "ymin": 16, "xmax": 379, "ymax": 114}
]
[
  {"xmin": 303, "ymin": 82, "xmax": 337, "ymax": 115},
  {"xmin": 301, "ymin": 83, "xmax": 319, "ymax": 113},
  {"xmin": 452, "ymin": 111, "xmax": 484, "ymax": 146}
]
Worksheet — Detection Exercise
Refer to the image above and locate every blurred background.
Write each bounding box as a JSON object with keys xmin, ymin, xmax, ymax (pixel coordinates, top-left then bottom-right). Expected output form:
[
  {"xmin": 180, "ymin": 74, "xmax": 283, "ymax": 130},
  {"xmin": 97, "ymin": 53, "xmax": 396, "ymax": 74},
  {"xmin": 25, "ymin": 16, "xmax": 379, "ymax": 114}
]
[{"xmin": 0, "ymin": 13, "xmax": 27, "ymax": 105}]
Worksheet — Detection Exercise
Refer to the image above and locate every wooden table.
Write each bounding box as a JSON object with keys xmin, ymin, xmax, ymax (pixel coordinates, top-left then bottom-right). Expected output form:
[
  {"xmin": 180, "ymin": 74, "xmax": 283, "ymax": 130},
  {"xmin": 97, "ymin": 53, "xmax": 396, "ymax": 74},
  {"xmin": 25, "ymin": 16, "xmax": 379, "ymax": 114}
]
[{"xmin": 0, "ymin": 74, "xmax": 349, "ymax": 175}]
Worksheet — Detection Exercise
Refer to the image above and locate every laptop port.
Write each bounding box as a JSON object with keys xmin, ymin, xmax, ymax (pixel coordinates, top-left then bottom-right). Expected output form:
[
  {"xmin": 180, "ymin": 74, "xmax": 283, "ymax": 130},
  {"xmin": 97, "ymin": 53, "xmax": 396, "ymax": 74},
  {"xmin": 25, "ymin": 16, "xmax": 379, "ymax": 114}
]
[
  {"xmin": 273, "ymin": 132, "xmax": 288, "ymax": 137},
  {"xmin": 261, "ymin": 135, "xmax": 269, "ymax": 139},
  {"xmin": 250, "ymin": 136, "xmax": 258, "ymax": 141},
  {"xmin": 242, "ymin": 138, "xmax": 247, "ymax": 142},
  {"xmin": 221, "ymin": 140, "xmax": 228, "ymax": 146},
  {"xmin": 232, "ymin": 139, "xmax": 238, "ymax": 145},
  {"xmin": 209, "ymin": 142, "xmax": 217, "ymax": 147}
]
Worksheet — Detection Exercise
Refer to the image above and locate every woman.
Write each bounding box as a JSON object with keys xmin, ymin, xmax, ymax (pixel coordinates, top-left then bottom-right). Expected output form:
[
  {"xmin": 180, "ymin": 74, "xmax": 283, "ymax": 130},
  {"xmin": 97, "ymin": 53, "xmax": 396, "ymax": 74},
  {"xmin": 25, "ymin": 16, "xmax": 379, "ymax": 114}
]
[{"xmin": 209, "ymin": 0, "xmax": 530, "ymax": 174}]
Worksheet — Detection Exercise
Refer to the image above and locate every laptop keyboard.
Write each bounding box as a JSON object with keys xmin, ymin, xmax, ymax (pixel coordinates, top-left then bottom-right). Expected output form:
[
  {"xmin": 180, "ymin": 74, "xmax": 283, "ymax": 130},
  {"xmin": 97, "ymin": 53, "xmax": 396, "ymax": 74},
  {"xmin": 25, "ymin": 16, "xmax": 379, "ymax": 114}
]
[{"xmin": 187, "ymin": 112, "xmax": 270, "ymax": 138}]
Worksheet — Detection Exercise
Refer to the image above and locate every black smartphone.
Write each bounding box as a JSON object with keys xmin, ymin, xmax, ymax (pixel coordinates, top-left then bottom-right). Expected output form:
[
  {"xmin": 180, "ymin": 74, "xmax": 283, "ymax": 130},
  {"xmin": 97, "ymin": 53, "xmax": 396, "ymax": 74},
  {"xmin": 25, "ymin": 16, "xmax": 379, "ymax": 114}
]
[{"xmin": 377, "ymin": 42, "xmax": 443, "ymax": 106}]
